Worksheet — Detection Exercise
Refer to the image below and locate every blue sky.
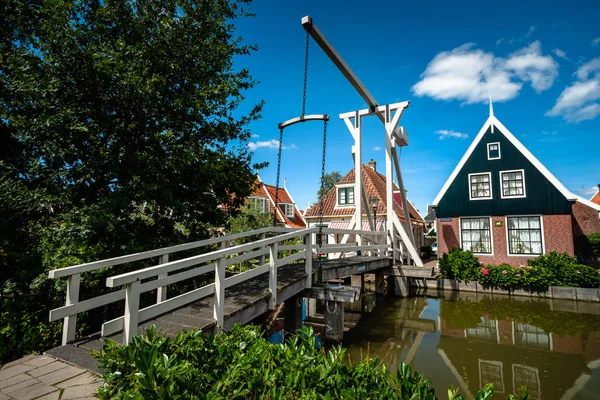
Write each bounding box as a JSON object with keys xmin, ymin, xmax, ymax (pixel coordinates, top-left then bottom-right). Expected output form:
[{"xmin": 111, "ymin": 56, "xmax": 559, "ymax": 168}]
[{"xmin": 233, "ymin": 0, "xmax": 600, "ymax": 215}]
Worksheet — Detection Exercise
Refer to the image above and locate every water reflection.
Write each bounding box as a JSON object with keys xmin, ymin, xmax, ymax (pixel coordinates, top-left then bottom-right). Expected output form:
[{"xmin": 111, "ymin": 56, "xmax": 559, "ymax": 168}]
[{"xmin": 342, "ymin": 291, "xmax": 600, "ymax": 399}]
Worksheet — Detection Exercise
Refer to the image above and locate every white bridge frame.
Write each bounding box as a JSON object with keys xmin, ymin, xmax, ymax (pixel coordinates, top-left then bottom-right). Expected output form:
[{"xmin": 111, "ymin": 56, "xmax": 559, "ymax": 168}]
[
  {"xmin": 48, "ymin": 226, "xmax": 388, "ymax": 345},
  {"xmin": 340, "ymin": 101, "xmax": 423, "ymax": 267}
]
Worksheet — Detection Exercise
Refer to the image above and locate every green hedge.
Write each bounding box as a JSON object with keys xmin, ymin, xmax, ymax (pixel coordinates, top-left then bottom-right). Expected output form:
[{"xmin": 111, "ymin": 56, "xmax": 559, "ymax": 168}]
[
  {"xmin": 94, "ymin": 325, "xmax": 529, "ymax": 399},
  {"xmin": 439, "ymin": 249, "xmax": 600, "ymax": 290}
]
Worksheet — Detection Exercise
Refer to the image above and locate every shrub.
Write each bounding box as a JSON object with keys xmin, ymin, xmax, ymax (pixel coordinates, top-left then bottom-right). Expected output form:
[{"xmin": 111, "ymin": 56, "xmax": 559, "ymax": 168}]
[
  {"xmin": 94, "ymin": 325, "xmax": 527, "ymax": 399},
  {"xmin": 438, "ymin": 248, "xmax": 481, "ymax": 281}
]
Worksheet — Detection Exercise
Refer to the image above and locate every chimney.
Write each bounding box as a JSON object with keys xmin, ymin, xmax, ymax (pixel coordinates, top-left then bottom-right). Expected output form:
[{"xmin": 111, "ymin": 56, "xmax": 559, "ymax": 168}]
[{"xmin": 368, "ymin": 159, "xmax": 376, "ymax": 172}]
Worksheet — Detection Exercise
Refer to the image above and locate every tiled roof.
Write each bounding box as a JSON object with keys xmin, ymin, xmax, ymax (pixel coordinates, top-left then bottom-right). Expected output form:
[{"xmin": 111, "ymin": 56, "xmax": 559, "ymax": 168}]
[
  {"xmin": 304, "ymin": 164, "xmax": 424, "ymax": 225},
  {"xmin": 591, "ymin": 189, "xmax": 600, "ymax": 206},
  {"xmin": 250, "ymin": 179, "xmax": 306, "ymax": 229}
]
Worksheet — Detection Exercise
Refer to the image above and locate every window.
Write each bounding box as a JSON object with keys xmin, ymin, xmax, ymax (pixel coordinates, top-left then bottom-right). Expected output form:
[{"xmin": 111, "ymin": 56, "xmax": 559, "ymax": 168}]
[
  {"xmin": 514, "ymin": 323, "xmax": 550, "ymax": 350},
  {"xmin": 469, "ymin": 173, "xmax": 492, "ymax": 200},
  {"xmin": 248, "ymin": 197, "xmax": 269, "ymax": 214},
  {"xmin": 507, "ymin": 216, "xmax": 543, "ymax": 255},
  {"xmin": 461, "ymin": 217, "xmax": 492, "ymax": 254},
  {"xmin": 479, "ymin": 360, "xmax": 504, "ymax": 393},
  {"xmin": 487, "ymin": 142, "xmax": 501, "ymax": 160},
  {"xmin": 513, "ymin": 365, "xmax": 541, "ymax": 400},
  {"xmin": 500, "ymin": 170, "xmax": 526, "ymax": 198},
  {"xmin": 280, "ymin": 203, "xmax": 294, "ymax": 217},
  {"xmin": 467, "ymin": 317, "xmax": 498, "ymax": 342},
  {"xmin": 338, "ymin": 187, "xmax": 354, "ymax": 205}
]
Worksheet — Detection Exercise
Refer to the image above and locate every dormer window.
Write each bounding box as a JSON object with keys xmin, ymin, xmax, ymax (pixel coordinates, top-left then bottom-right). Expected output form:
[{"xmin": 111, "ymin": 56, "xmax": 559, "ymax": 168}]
[
  {"xmin": 248, "ymin": 197, "xmax": 269, "ymax": 214},
  {"xmin": 280, "ymin": 203, "xmax": 294, "ymax": 218},
  {"xmin": 338, "ymin": 187, "xmax": 354, "ymax": 205},
  {"xmin": 487, "ymin": 142, "xmax": 501, "ymax": 160}
]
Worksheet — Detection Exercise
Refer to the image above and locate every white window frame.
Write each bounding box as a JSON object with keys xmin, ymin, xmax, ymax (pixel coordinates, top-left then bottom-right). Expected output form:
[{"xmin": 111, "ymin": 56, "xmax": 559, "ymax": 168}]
[
  {"xmin": 459, "ymin": 216, "xmax": 494, "ymax": 255},
  {"xmin": 479, "ymin": 359, "xmax": 504, "ymax": 394},
  {"xmin": 499, "ymin": 169, "xmax": 526, "ymax": 199},
  {"xmin": 505, "ymin": 215, "xmax": 545, "ymax": 257},
  {"xmin": 336, "ymin": 183, "xmax": 355, "ymax": 207},
  {"xmin": 248, "ymin": 196, "xmax": 269, "ymax": 214},
  {"xmin": 487, "ymin": 142, "xmax": 501, "ymax": 160},
  {"xmin": 468, "ymin": 172, "xmax": 493, "ymax": 201},
  {"xmin": 512, "ymin": 364, "xmax": 541, "ymax": 400},
  {"xmin": 280, "ymin": 203, "xmax": 294, "ymax": 218}
]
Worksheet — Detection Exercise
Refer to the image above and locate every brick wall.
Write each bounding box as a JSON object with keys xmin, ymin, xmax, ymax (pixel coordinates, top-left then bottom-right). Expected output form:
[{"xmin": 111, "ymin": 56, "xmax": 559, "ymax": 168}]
[
  {"xmin": 437, "ymin": 214, "xmax": 574, "ymax": 267},
  {"xmin": 572, "ymin": 201, "xmax": 600, "ymax": 236}
]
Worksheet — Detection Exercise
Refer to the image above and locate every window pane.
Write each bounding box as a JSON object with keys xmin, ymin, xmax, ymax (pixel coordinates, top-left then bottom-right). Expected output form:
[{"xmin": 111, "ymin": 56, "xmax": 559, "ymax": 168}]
[
  {"xmin": 507, "ymin": 217, "xmax": 542, "ymax": 255},
  {"xmin": 339, "ymin": 189, "xmax": 346, "ymax": 204},
  {"xmin": 347, "ymin": 188, "xmax": 354, "ymax": 203}
]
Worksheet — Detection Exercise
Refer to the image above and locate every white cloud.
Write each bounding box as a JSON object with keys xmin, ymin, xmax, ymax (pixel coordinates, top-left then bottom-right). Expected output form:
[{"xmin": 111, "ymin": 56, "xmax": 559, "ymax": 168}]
[
  {"xmin": 251, "ymin": 133, "xmax": 260, "ymax": 138},
  {"xmin": 592, "ymin": 37, "xmax": 600, "ymax": 46},
  {"xmin": 546, "ymin": 57, "xmax": 600, "ymax": 122},
  {"xmin": 496, "ymin": 38, "xmax": 504, "ymax": 46},
  {"xmin": 435, "ymin": 129, "xmax": 468, "ymax": 140},
  {"xmin": 372, "ymin": 146, "xmax": 381, "ymax": 151},
  {"xmin": 412, "ymin": 41, "xmax": 557, "ymax": 104},
  {"xmin": 577, "ymin": 186, "xmax": 599, "ymax": 196},
  {"xmin": 507, "ymin": 25, "xmax": 536, "ymax": 44},
  {"xmin": 247, "ymin": 140, "xmax": 297, "ymax": 151},
  {"xmin": 553, "ymin": 48, "xmax": 567, "ymax": 59}
]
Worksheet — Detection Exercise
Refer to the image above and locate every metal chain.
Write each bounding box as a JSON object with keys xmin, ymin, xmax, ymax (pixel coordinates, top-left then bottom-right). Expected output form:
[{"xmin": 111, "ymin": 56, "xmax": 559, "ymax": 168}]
[
  {"xmin": 317, "ymin": 119, "xmax": 328, "ymax": 249},
  {"xmin": 273, "ymin": 127, "xmax": 284, "ymax": 226},
  {"xmin": 301, "ymin": 30, "xmax": 309, "ymax": 117}
]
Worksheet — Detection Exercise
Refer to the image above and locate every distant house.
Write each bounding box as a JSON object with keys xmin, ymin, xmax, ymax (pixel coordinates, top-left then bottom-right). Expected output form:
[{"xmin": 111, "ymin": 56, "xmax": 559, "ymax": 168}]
[
  {"xmin": 431, "ymin": 109, "xmax": 600, "ymax": 266},
  {"xmin": 248, "ymin": 176, "xmax": 306, "ymax": 229},
  {"xmin": 304, "ymin": 160, "xmax": 426, "ymax": 250},
  {"xmin": 591, "ymin": 185, "xmax": 600, "ymax": 206}
]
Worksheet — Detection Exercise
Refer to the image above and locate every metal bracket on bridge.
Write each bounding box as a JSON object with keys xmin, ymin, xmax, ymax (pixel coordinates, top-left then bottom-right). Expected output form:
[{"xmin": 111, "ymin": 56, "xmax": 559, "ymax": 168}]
[{"xmin": 305, "ymin": 285, "xmax": 361, "ymax": 303}]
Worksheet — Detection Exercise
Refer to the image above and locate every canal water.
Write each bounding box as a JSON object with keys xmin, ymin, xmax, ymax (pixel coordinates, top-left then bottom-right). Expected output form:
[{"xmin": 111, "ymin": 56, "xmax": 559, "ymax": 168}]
[{"xmin": 342, "ymin": 290, "xmax": 600, "ymax": 399}]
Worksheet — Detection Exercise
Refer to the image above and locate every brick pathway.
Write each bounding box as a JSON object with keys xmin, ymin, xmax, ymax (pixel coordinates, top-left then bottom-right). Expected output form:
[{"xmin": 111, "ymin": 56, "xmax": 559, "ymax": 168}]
[{"xmin": 0, "ymin": 355, "xmax": 101, "ymax": 400}]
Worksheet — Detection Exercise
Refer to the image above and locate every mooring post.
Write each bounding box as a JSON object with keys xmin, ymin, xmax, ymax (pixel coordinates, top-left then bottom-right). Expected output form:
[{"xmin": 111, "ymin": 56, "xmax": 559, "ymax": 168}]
[
  {"xmin": 324, "ymin": 300, "xmax": 344, "ymax": 343},
  {"xmin": 284, "ymin": 295, "xmax": 303, "ymax": 334}
]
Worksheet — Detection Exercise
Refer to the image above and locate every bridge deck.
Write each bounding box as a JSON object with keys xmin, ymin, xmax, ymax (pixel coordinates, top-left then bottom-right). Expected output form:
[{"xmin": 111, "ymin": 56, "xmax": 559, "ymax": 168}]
[{"xmin": 46, "ymin": 255, "xmax": 391, "ymax": 372}]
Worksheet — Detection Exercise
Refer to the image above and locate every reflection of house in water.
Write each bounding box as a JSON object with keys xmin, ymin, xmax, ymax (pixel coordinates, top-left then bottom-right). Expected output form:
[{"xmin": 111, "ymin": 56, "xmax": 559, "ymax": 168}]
[{"xmin": 439, "ymin": 314, "xmax": 600, "ymax": 399}]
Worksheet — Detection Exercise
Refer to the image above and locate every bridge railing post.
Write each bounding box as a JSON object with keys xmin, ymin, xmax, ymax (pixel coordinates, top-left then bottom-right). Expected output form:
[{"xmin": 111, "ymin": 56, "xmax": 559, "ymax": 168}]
[
  {"xmin": 123, "ymin": 280, "xmax": 141, "ymax": 344},
  {"xmin": 157, "ymin": 254, "xmax": 169, "ymax": 303},
  {"xmin": 305, "ymin": 233, "xmax": 312, "ymax": 288},
  {"xmin": 259, "ymin": 232, "xmax": 267, "ymax": 266},
  {"xmin": 61, "ymin": 273, "xmax": 80, "ymax": 345},
  {"xmin": 269, "ymin": 242, "xmax": 278, "ymax": 310},
  {"xmin": 214, "ymin": 255, "xmax": 226, "ymax": 332}
]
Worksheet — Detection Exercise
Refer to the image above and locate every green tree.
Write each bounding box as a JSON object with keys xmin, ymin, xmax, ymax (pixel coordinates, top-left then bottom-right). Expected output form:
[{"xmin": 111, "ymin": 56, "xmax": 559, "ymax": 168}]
[
  {"xmin": 0, "ymin": 0, "xmax": 264, "ymax": 362},
  {"xmin": 317, "ymin": 171, "xmax": 342, "ymax": 199},
  {"xmin": 227, "ymin": 202, "xmax": 273, "ymax": 239}
]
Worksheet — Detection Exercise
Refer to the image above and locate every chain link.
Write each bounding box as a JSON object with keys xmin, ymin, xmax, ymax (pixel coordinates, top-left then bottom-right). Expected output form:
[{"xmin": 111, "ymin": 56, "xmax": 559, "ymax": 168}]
[
  {"xmin": 301, "ymin": 31, "xmax": 309, "ymax": 117},
  {"xmin": 273, "ymin": 127, "xmax": 284, "ymax": 226},
  {"xmin": 317, "ymin": 119, "xmax": 328, "ymax": 249}
]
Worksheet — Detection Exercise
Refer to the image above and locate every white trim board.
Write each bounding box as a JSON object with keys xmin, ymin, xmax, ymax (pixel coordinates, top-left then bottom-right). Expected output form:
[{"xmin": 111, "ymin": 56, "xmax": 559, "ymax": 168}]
[{"xmin": 432, "ymin": 116, "xmax": 577, "ymax": 206}]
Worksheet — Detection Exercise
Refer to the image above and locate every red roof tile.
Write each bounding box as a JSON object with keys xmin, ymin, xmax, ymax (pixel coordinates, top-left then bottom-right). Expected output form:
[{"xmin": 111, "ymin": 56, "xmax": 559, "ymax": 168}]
[
  {"xmin": 250, "ymin": 178, "xmax": 306, "ymax": 229},
  {"xmin": 591, "ymin": 190, "xmax": 600, "ymax": 206},
  {"xmin": 304, "ymin": 164, "xmax": 424, "ymax": 224}
]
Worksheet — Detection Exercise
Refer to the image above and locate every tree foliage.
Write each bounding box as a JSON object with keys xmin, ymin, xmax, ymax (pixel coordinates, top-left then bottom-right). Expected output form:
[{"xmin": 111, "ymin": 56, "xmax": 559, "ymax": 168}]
[
  {"xmin": 1, "ymin": 0, "xmax": 263, "ymax": 363},
  {"xmin": 317, "ymin": 171, "xmax": 342, "ymax": 199}
]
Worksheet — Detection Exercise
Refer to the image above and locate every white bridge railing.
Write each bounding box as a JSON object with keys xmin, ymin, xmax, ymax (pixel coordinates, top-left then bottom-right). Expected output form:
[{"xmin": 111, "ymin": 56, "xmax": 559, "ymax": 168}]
[{"xmin": 48, "ymin": 227, "xmax": 389, "ymax": 345}]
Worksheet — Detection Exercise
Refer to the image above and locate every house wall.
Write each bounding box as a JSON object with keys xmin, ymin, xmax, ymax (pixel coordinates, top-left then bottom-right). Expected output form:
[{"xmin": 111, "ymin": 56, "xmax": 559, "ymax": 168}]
[
  {"xmin": 571, "ymin": 201, "xmax": 600, "ymax": 237},
  {"xmin": 437, "ymin": 214, "xmax": 574, "ymax": 267}
]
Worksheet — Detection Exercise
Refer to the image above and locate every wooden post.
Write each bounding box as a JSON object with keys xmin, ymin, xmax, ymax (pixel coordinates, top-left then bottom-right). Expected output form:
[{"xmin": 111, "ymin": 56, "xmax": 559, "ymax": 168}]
[
  {"xmin": 305, "ymin": 233, "xmax": 313, "ymax": 288},
  {"xmin": 259, "ymin": 232, "xmax": 267, "ymax": 266},
  {"xmin": 394, "ymin": 276, "xmax": 410, "ymax": 298},
  {"xmin": 157, "ymin": 254, "xmax": 169, "ymax": 303},
  {"xmin": 353, "ymin": 111, "xmax": 363, "ymax": 248},
  {"xmin": 214, "ymin": 256, "xmax": 226, "ymax": 331},
  {"xmin": 350, "ymin": 274, "xmax": 364, "ymax": 289},
  {"xmin": 269, "ymin": 242, "xmax": 278, "ymax": 310},
  {"xmin": 62, "ymin": 273, "xmax": 80, "ymax": 345},
  {"xmin": 284, "ymin": 295, "xmax": 303, "ymax": 333},
  {"xmin": 375, "ymin": 273, "xmax": 385, "ymax": 295},
  {"xmin": 325, "ymin": 300, "xmax": 344, "ymax": 342},
  {"xmin": 123, "ymin": 280, "xmax": 141, "ymax": 345}
]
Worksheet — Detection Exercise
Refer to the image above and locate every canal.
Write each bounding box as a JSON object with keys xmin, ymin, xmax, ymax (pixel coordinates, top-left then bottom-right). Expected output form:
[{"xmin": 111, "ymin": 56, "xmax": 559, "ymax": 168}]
[{"xmin": 342, "ymin": 290, "xmax": 600, "ymax": 399}]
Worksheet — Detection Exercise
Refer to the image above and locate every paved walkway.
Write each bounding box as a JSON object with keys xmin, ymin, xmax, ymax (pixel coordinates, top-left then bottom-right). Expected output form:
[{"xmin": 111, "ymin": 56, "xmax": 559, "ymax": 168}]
[{"xmin": 0, "ymin": 355, "xmax": 101, "ymax": 400}]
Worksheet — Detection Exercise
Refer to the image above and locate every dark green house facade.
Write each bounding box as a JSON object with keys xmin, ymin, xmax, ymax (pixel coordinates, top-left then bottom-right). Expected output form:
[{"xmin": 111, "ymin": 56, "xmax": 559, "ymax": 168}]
[{"xmin": 431, "ymin": 111, "xmax": 599, "ymax": 266}]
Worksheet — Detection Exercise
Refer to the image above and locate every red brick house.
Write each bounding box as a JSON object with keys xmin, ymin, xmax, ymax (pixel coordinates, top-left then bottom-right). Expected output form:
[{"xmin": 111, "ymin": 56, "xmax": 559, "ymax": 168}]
[
  {"xmin": 304, "ymin": 161, "xmax": 426, "ymax": 250},
  {"xmin": 431, "ymin": 111, "xmax": 600, "ymax": 266},
  {"xmin": 591, "ymin": 185, "xmax": 600, "ymax": 206},
  {"xmin": 247, "ymin": 176, "xmax": 306, "ymax": 229}
]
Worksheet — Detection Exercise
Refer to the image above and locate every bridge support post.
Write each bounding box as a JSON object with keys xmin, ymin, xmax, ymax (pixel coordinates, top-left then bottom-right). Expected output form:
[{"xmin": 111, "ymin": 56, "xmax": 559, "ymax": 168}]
[
  {"xmin": 284, "ymin": 295, "xmax": 303, "ymax": 334},
  {"xmin": 350, "ymin": 274, "xmax": 364, "ymax": 289},
  {"xmin": 394, "ymin": 276, "xmax": 410, "ymax": 297},
  {"xmin": 325, "ymin": 300, "xmax": 344, "ymax": 343},
  {"xmin": 157, "ymin": 254, "xmax": 169, "ymax": 303},
  {"xmin": 269, "ymin": 242, "xmax": 278, "ymax": 310},
  {"xmin": 375, "ymin": 273, "xmax": 385, "ymax": 295},
  {"xmin": 62, "ymin": 273, "xmax": 80, "ymax": 345},
  {"xmin": 123, "ymin": 280, "xmax": 140, "ymax": 344}
]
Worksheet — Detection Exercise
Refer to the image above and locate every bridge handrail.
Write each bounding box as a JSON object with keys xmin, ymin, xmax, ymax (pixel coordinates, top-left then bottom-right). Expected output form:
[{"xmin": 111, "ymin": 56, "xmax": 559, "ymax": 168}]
[
  {"xmin": 106, "ymin": 227, "xmax": 317, "ymax": 287},
  {"xmin": 48, "ymin": 226, "xmax": 297, "ymax": 279}
]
